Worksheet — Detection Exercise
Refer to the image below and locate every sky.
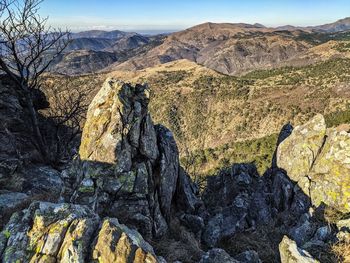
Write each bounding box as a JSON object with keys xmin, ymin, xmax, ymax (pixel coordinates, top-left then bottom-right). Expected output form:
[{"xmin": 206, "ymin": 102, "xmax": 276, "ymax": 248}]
[{"xmin": 40, "ymin": 0, "xmax": 350, "ymax": 33}]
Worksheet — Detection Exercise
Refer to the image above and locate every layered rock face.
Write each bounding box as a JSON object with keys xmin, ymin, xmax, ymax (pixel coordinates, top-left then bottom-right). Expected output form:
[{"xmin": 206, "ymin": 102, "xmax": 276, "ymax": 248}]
[
  {"xmin": 277, "ymin": 114, "xmax": 350, "ymax": 213},
  {"xmin": 279, "ymin": 236, "xmax": 319, "ymax": 263},
  {"xmin": 0, "ymin": 202, "xmax": 161, "ymax": 262},
  {"xmin": 72, "ymin": 78, "xmax": 202, "ymax": 238}
]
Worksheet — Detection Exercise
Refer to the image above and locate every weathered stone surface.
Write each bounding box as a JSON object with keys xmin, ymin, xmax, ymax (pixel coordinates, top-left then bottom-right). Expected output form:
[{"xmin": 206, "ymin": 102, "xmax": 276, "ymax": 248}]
[
  {"xmin": 289, "ymin": 213, "xmax": 316, "ymax": 246},
  {"xmin": 0, "ymin": 191, "xmax": 29, "ymax": 227},
  {"xmin": 279, "ymin": 236, "xmax": 319, "ymax": 263},
  {"xmin": 140, "ymin": 113, "xmax": 159, "ymax": 161},
  {"xmin": 74, "ymin": 78, "xmax": 202, "ymax": 240},
  {"xmin": 277, "ymin": 114, "xmax": 326, "ymax": 179},
  {"xmin": 156, "ymin": 125, "xmax": 179, "ymax": 220},
  {"xmin": 175, "ymin": 167, "xmax": 202, "ymax": 214},
  {"xmin": 202, "ymin": 163, "xmax": 271, "ymax": 247},
  {"xmin": 234, "ymin": 250, "xmax": 262, "ymax": 263},
  {"xmin": 93, "ymin": 218, "xmax": 158, "ymax": 263},
  {"xmin": 0, "ymin": 192, "xmax": 29, "ymax": 211},
  {"xmin": 277, "ymin": 114, "xmax": 350, "ymax": 213},
  {"xmin": 272, "ymin": 122, "xmax": 293, "ymax": 168},
  {"xmin": 79, "ymin": 78, "xmax": 125, "ymax": 163},
  {"xmin": 0, "ymin": 201, "xmax": 162, "ymax": 263},
  {"xmin": 199, "ymin": 248, "xmax": 239, "ymax": 263}
]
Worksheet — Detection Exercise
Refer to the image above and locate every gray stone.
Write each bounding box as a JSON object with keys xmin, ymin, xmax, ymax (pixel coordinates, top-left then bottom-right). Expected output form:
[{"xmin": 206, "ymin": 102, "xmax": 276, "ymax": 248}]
[
  {"xmin": 279, "ymin": 236, "xmax": 319, "ymax": 263},
  {"xmin": 0, "ymin": 201, "xmax": 162, "ymax": 262},
  {"xmin": 276, "ymin": 114, "xmax": 350, "ymax": 213},
  {"xmin": 156, "ymin": 125, "xmax": 180, "ymax": 220},
  {"xmin": 289, "ymin": 214, "xmax": 316, "ymax": 246},
  {"xmin": 200, "ymin": 248, "xmax": 239, "ymax": 263},
  {"xmin": 234, "ymin": 250, "xmax": 262, "ymax": 263}
]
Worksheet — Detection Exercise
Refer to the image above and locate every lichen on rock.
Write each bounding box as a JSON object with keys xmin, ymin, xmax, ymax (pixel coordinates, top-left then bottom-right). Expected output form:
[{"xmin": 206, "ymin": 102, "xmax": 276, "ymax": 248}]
[{"xmin": 277, "ymin": 114, "xmax": 350, "ymax": 213}]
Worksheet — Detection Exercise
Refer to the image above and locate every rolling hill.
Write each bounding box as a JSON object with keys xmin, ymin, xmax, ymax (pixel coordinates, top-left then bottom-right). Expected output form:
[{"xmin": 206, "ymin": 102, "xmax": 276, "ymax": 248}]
[
  {"xmin": 44, "ymin": 50, "xmax": 350, "ymax": 175},
  {"xmin": 48, "ymin": 18, "xmax": 350, "ymax": 76}
]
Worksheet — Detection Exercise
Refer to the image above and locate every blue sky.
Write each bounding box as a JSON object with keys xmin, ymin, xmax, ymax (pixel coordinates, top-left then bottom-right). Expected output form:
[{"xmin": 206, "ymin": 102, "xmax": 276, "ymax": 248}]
[{"xmin": 40, "ymin": 0, "xmax": 350, "ymax": 33}]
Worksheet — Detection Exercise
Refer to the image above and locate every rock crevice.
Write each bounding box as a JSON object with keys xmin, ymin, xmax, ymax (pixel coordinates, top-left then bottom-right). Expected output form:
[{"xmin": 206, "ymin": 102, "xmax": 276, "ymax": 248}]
[{"xmin": 71, "ymin": 78, "xmax": 202, "ymax": 239}]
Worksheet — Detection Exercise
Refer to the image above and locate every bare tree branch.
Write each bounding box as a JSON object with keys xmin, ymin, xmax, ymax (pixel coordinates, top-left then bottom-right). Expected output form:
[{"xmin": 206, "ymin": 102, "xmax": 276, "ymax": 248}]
[
  {"xmin": 44, "ymin": 78, "xmax": 92, "ymax": 164},
  {"xmin": 0, "ymin": 0, "xmax": 71, "ymax": 162}
]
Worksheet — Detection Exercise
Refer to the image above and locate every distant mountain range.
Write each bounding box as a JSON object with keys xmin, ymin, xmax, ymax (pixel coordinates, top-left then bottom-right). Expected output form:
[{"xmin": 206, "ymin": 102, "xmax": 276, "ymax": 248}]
[{"xmin": 49, "ymin": 17, "xmax": 350, "ymax": 75}]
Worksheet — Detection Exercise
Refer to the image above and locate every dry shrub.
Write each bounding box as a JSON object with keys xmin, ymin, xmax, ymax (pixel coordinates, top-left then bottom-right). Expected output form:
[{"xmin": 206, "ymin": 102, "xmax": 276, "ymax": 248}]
[
  {"xmin": 218, "ymin": 223, "xmax": 284, "ymax": 263},
  {"xmin": 151, "ymin": 217, "xmax": 203, "ymax": 263},
  {"xmin": 332, "ymin": 241, "xmax": 350, "ymax": 262}
]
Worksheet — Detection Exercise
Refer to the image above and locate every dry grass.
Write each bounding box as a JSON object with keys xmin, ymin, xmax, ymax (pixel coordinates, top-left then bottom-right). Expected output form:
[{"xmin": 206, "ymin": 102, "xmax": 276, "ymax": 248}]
[
  {"xmin": 218, "ymin": 222, "xmax": 284, "ymax": 263},
  {"xmin": 151, "ymin": 217, "xmax": 203, "ymax": 263},
  {"xmin": 332, "ymin": 241, "xmax": 350, "ymax": 262}
]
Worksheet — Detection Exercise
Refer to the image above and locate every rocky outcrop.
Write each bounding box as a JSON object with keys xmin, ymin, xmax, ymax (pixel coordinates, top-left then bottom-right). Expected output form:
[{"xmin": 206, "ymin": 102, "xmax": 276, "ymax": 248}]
[
  {"xmin": 72, "ymin": 78, "xmax": 202, "ymax": 239},
  {"xmin": 279, "ymin": 236, "xmax": 319, "ymax": 263},
  {"xmin": 276, "ymin": 114, "xmax": 350, "ymax": 213},
  {"xmin": 199, "ymin": 249, "xmax": 261, "ymax": 263},
  {"xmin": 3, "ymin": 70, "xmax": 350, "ymax": 263},
  {"xmin": 0, "ymin": 201, "xmax": 162, "ymax": 263},
  {"xmin": 0, "ymin": 76, "xmax": 45, "ymax": 167},
  {"xmin": 199, "ymin": 249, "xmax": 239, "ymax": 263},
  {"xmin": 0, "ymin": 77, "xmax": 64, "ymax": 228},
  {"xmin": 202, "ymin": 163, "xmax": 272, "ymax": 247}
]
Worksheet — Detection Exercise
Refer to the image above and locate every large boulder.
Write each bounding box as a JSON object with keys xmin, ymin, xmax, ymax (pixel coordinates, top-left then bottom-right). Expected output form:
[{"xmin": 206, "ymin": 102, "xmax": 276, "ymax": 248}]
[
  {"xmin": 276, "ymin": 114, "xmax": 350, "ymax": 213},
  {"xmin": 0, "ymin": 201, "xmax": 162, "ymax": 263},
  {"xmin": 279, "ymin": 236, "xmax": 319, "ymax": 263},
  {"xmin": 73, "ymin": 78, "xmax": 202, "ymax": 238}
]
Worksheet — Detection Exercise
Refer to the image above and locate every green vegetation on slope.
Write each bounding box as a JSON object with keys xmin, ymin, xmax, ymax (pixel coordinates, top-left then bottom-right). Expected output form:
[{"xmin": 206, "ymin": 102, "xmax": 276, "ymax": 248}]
[
  {"xmin": 44, "ymin": 57, "xmax": 350, "ymax": 178},
  {"xmin": 325, "ymin": 108, "xmax": 350, "ymax": 127},
  {"xmin": 181, "ymin": 133, "xmax": 278, "ymax": 177}
]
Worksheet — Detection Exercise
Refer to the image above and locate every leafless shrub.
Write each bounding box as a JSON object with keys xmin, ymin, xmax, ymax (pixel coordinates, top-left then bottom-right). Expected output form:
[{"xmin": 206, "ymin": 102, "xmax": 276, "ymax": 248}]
[{"xmin": 0, "ymin": 0, "xmax": 70, "ymax": 162}]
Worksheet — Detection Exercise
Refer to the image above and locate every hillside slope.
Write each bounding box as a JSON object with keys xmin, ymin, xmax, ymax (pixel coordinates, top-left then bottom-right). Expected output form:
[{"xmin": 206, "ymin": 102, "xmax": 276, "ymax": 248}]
[{"xmin": 44, "ymin": 54, "xmax": 350, "ymax": 175}]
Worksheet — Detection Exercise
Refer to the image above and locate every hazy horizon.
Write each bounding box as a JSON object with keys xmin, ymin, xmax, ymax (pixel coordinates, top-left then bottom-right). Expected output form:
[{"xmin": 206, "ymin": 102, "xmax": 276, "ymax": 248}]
[{"xmin": 40, "ymin": 0, "xmax": 350, "ymax": 33}]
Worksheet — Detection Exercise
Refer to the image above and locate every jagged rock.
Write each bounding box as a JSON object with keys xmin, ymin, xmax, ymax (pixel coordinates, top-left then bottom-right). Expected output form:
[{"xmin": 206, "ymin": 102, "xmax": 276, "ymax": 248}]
[
  {"xmin": 277, "ymin": 114, "xmax": 350, "ymax": 213},
  {"xmin": 277, "ymin": 114, "xmax": 326, "ymax": 179},
  {"xmin": 175, "ymin": 167, "xmax": 203, "ymax": 214},
  {"xmin": 272, "ymin": 122, "xmax": 293, "ymax": 168},
  {"xmin": 0, "ymin": 191, "xmax": 29, "ymax": 227},
  {"xmin": 0, "ymin": 165, "xmax": 64, "ymax": 228},
  {"xmin": 179, "ymin": 213, "xmax": 204, "ymax": 234},
  {"xmin": 73, "ymin": 78, "xmax": 202, "ymax": 239},
  {"xmin": 140, "ymin": 114, "xmax": 159, "ymax": 161},
  {"xmin": 92, "ymin": 218, "xmax": 158, "ymax": 263},
  {"xmin": 200, "ymin": 248, "xmax": 239, "ymax": 263},
  {"xmin": 0, "ymin": 201, "xmax": 162, "ymax": 263},
  {"xmin": 0, "ymin": 77, "xmax": 43, "ymax": 168},
  {"xmin": 271, "ymin": 170, "xmax": 310, "ymax": 217},
  {"xmin": 335, "ymin": 218, "xmax": 350, "ymax": 242},
  {"xmin": 279, "ymin": 236, "xmax": 319, "ymax": 263},
  {"xmin": 23, "ymin": 166, "xmax": 64, "ymax": 197},
  {"xmin": 202, "ymin": 164, "xmax": 271, "ymax": 247},
  {"xmin": 155, "ymin": 125, "xmax": 179, "ymax": 220},
  {"xmin": 312, "ymin": 226, "xmax": 332, "ymax": 242},
  {"xmin": 289, "ymin": 213, "xmax": 316, "ymax": 246},
  {"xmin": 234, "ymin": 250, "xmax": 262, "ymax": 263}
]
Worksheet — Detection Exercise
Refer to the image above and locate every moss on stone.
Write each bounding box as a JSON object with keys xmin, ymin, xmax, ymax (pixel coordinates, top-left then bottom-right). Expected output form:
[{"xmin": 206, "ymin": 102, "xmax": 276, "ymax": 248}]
[{"xmin": 78, "ymin": 186, "xmax": 95, "ymax": 193}]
